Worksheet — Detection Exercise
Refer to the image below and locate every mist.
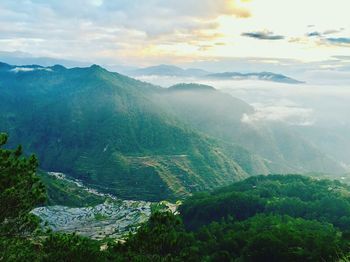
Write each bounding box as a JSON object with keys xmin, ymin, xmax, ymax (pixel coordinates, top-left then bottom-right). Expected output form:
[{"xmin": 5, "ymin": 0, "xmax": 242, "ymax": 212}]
[{"xmin": 136, "ymin": 75, "xmax": 350, "ymax": 170}]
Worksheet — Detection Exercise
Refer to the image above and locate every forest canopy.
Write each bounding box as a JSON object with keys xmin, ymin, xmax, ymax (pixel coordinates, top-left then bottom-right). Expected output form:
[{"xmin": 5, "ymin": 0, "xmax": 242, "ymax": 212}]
[{"xmin": 1, "ymin": 134, "xmax": 350, "ymax": 261}]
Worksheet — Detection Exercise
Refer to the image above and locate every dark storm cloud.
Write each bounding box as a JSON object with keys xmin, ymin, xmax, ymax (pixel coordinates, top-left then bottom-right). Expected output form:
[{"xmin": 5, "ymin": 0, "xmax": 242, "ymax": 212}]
[{"xmin": 241, "ymin": 31, "xmax": 285, "ymax": 40}]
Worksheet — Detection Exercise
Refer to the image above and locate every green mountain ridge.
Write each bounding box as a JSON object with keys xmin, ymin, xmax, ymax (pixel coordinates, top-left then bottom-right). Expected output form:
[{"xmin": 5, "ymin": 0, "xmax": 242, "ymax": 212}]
[
  {"xmin": 0, "ymin": 62, "xmax": 249, "ymax": 201},
  {"xmin": 0, "ymin": 62, "xmax": 344, "ymax": 202}
]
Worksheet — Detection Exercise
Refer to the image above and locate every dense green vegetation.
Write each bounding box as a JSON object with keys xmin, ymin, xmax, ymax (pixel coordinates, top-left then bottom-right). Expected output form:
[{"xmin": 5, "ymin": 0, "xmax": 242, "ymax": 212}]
[
  {"xmin": 103, "ymin": 175, "xmax": 350, "ymax": 261},
  {"xmin": 37, "ymin": 171, "xmax": 106, "ymax": 207},
  {"xmin": 0, "ymin": 133, "xmax": 45, "ymax": 236},
  {"xmin": 0, "ymin": 133, "xmax": 104, "ymax": 261},
  {"xmin": 110, "ymin": 211, "xmax": 346, "ymax": 262},
  {"xmin": 180, "ymin": 174, "xmax": 350, "ymax": 231},
  {"xmin": 2, "ymin": 134, "xmax": 350, "ymax": 261}
]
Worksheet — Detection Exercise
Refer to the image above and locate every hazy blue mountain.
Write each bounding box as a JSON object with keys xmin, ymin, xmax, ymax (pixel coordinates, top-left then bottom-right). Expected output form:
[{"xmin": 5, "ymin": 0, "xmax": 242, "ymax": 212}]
[
  {"xmin": 292, "ymin": 125, "xmax": 350, "ymax": 168},
  {"xmin": 206, "ymin": 71, "xmax": 303, "ymax": 84},
  {"xmin": 168, "ymin": 83, "xmax": 216, "ymax": 92},
  {"xmin": 128, "ymin": 64, "xmax": 210, "ymax": 77},
  {"xmin": 0, "ymin": 51, "xmax": 89, "ymax": 68},
  {"xmin": 127, "ymin": 64, "xmax": 303, "ymax": 84}
]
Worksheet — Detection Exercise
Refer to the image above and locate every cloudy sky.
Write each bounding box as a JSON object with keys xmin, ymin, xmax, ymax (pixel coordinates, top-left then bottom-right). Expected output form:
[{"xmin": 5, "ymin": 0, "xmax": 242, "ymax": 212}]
[{"xmin": 0, "ymin": 0, "xmax": 350, "ymax": 71}]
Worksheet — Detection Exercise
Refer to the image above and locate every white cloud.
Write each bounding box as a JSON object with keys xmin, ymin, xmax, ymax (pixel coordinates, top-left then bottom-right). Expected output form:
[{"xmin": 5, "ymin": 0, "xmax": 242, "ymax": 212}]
[
  {"xmin": 10, "ymin": 67, "xmax": 52, "ymax": 73},
  {"xmin": 241, "ymin": 104, "xmax": 315, "ymax": 126},
  {"xmin": 0, "ymin": 0, "xmax": 252, "ymax": 64}
]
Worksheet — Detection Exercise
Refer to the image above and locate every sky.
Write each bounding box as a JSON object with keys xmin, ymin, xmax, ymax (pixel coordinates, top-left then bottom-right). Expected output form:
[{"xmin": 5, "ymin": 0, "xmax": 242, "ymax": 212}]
[{"xmin": 0, "ymin": 0, "xmax": 350, "ymax": 72}]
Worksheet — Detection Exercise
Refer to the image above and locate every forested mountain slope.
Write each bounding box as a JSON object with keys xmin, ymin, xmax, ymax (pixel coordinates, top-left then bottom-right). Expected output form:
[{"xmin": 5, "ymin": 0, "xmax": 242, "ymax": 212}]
[
  {"xmin": 0, "ymin": 63, "xmax": 344, "ymax": 201},
  {"xmin": 0, "ymin": 62, "xmax": 249, "ymax": 201}
]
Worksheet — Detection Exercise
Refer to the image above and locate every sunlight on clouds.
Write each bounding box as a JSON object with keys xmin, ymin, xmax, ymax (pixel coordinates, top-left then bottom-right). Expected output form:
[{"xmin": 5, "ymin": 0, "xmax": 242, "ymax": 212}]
[
  {"xmin": 141, "ymin": 44, "xmax": 201, "ymax": 60},
  {"xmin": 227, "ymin": 0, "xmax": 252, "ymax": 18},
  {"xmin": 198, "ymin": 2, "xmax": 350, "ymax": 63},
  {"xmin": 0, "ymin": 0, "xmax": 349, "ymax": 65}
]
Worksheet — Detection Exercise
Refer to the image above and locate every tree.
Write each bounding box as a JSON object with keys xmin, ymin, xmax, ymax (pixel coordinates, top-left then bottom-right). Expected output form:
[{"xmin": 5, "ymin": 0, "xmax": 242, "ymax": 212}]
[{"xmin": 0, "ymin": 133, "xmax": 46, "ymax": 236}]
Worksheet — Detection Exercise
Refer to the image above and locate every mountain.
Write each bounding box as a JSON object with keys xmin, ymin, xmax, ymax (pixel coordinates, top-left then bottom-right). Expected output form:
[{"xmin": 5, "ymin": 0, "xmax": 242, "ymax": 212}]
[
  {"xmin": 0, "ymin": 51, "xmax": 89, "ymax": 68},
  {"xmin": 0, "ymin": 62, "xmax": 343, "ymax": 202},
  {"xmin": 127, "ymin": 64, "xmax": 303, "ymax": 84},
  {"xmin": 206, "ymin": 71, "xmax": 303, "ymax": 84},
  {"xmin": 155, "ymin": 83, "xmax": 344, "ymax": 174},
  {"xmin": 168, "ymin": 83, "xmax": 216, "ymax": 92},
  {"xmin": 128, "ymin": 64, "xmax": 210, "ymax": 77},
  {"xmin": 0, "ymin": 62, "xmax": 249, "ymax": 201}
]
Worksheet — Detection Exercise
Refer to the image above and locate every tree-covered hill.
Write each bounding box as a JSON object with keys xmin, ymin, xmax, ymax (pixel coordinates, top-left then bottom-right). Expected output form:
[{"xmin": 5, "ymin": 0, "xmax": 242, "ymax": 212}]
[
  {"xmin": 2, "ymin": 138, "xmax": 350, "ymax": 262},
  {"xmin": 106, "ymin": 175, "xmax": 350, "ymax": 261},
  {"xmin": 0, "ymin": 63, "xmax": 250, "ymax": 201},
  {"xmin": 180, "ymin": 174, "xmax": 350, "ymax": 230}
]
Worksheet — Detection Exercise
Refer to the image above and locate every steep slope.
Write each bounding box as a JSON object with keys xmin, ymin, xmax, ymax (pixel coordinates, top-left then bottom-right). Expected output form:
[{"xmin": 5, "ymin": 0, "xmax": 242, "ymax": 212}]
[
  {"xmin": 37, "ymin": 171, "xmax": 107, "ymax": 207},
  {"xmin": 0, "ymin": 63, "xmax": 247, "ymax": 201},
  {"xmin": 154, "ymin": 83, "xmax": 344, "ymax": 174}
]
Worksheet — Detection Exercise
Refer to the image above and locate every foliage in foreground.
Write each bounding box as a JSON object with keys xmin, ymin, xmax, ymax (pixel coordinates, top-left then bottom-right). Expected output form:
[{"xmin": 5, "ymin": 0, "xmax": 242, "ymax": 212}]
[
  {"xmin": 0, "ymin": 133, "xmax": 45, "ymax": 236},
  {"xmin": 1, "ymin": 133, "xmax": 350, "ymax": 261}
]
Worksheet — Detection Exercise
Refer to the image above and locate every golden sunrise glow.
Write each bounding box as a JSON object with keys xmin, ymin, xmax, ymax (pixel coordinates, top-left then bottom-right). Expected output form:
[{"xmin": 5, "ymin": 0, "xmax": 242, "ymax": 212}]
[
  {"xmin": 0, "ymin": 0, "xmax": 349, "ymax": 65},
  {"xmin": 125, "ymin": 0, "xmax": 350, "ymax": 64}
]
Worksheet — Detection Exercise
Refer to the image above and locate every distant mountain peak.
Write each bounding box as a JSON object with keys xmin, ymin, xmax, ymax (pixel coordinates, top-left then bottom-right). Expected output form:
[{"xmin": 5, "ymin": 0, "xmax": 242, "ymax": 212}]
[
  {"xmin": 154, "ymin": 64, "xmax": 182, "ymax": 70},
  {"xmin": 87, "ymin": 64, "xmax": 110, "ymax": 75},
  {"xmin": 127, "ymin": 64, "xmax": 303, "ymax": 84},
  {"xmin": 50, "ymin": 64, "xmax": 66, "ymax": 71},
  {"xmin": 89, "ymin": 64, "xmax": 103, "ymax": 69},
  {"xmin": 168, "ymin": 83, "xmax": 216, "ymax": 92},
  {"xmin": 0, "ymin": 61, "xmax": 12, "ymax": 70},
  {"xmin": 128, "ymin": 64, "xmax": 210, "ymax": 77},
  {"xmin": 206, "ymin": 71, "xmax": 304, "ymax": 84}
]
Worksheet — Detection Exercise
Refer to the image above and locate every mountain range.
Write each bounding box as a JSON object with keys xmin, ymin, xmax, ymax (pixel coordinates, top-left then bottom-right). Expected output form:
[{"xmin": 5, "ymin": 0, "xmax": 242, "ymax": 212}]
[
  {"xmin": 128, "ymin": 64, "xmax": 303, "ymax": 84},
  {"xmin": 0, "ymin": 62, "xmax": 343, "ymax": 201},
  {"xmin": 0, "ymin": 62, "xmax": 248, "ymax": 201},
  {"xmin": 128, "ymin": 64, "xmax": 210, "ymax": 77},
  {"xmin": 205, "ymin": 71, "xmax": 304, "ymax": 84}
]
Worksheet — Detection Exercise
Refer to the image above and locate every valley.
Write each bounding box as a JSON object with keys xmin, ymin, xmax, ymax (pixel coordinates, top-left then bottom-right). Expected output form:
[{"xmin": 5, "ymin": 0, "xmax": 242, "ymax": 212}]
[
  {"xmin": 32, "ymin": 201, "xmax": 151, "ymax": 240},
  {"xmin": 32, "ymin": 172, "xmax": 176, "ymax": 240}
]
